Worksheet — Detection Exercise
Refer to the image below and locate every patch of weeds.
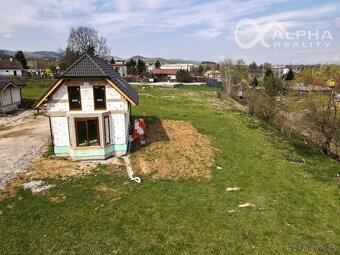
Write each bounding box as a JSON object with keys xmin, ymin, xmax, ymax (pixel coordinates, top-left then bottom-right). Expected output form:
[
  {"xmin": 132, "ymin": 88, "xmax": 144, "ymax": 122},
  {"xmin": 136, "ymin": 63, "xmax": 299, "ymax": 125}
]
[
  {"xmin": 42, "ymin": 141, "xmax": 54, "ymax": 158},
  {"xmin": 283, "ymin": 154, "xmax": 306, "ymax": 164},
  {"xmin": 96, "ymin": 163, "xmax": 107, "ymax": 171},
  {"xmin": 216, "ymin": 91, "xmax": 222, "ymax": 99},
  {"xmin": 245, "ymin": 118, "xmax": 264, "ymax": 130}
]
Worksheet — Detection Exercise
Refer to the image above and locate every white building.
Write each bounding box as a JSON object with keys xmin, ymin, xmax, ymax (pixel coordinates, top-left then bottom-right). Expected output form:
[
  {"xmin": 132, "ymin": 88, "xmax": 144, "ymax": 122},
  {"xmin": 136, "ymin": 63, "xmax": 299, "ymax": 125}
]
[
  {"xmin": 0, "ymin": 78, "xmax": 25, "ymax": 113},
  {"xmin": 109, "ymin": 62, "xmax": 127, "ymax": 77},
  {"xmin": 160, "ymin": 63, "xmax": 197, "ymax": 71},
  {"xmin": 0, "ymin": 59, "xmax": 23, "ymax": 77},
  {"xmin": 204, "ymin": 70, "xmax": 222, "ymax": 81},
  {"xmin": 35, "ymin": 54, "xmax": 139, "ymax": 160}
]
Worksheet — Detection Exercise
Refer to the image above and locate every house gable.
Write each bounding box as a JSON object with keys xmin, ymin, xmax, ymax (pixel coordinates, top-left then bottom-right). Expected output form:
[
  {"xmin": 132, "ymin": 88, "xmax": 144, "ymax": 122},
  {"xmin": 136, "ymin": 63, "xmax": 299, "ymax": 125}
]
[
  {"xmin": 46, "ymin": 79, "xmax": 128, "ymax": 113},
  {"xmin": 35, "ymin": 54, "xmax": 138, "ymax": 108}
]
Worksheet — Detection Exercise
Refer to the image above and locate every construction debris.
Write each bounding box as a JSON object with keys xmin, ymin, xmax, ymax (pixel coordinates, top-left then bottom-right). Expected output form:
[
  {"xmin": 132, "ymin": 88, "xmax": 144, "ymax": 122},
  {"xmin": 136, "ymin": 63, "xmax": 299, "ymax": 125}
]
[
  {"xmin": 22, "ymin": 180, "xmax": 55, "ymax": 193},
  {"xmin": 238, "ymin": 202, "xmax": 255, "ymax": 208},
  {"xmin": 226, "ymin": 186, "xmax": 240, "ymax": 191}
]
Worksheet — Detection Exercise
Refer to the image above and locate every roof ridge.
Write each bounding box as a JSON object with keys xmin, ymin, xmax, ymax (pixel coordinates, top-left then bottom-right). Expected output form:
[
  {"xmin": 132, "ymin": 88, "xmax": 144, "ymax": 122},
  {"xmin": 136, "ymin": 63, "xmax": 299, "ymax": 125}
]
[
  {"xmin": 86, "ymin": 54, "xmax": 107, "ymax": 76},
  {"xmin": 61, "ymin": 53, "xmax": 87, "ymax": 76}
]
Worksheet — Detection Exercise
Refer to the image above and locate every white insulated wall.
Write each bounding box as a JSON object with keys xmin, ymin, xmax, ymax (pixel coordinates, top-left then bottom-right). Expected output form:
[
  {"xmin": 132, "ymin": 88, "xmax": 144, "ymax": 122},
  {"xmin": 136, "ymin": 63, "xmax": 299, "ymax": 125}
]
[
  {"xmin": 110, "ymin": 113, "xmax": 127, "ymax": 144},
  {"xmin": 48, "ymin": 85, "xmax": 69, "ymax": 112},
  {"xmin": 48, "ymin": 83, "xmax": 128, "ymax": 113},
  {"xmin": 81, "ymin": 82, "xmax": 94, "ymax": 111},
  {"xmin": 11, "ymin": 88, "xmax": 21, "ymax": 103},
  {"xmin": 106, "ymin": 86, "xmax": 128, "ymax": 111},
  {"xmin": 51, "ymin": 116, "xmax": 69, "ymax": 146},
  {"xmin": 1, "ymin": 89, "xmax": 12, "ymax": 105}
]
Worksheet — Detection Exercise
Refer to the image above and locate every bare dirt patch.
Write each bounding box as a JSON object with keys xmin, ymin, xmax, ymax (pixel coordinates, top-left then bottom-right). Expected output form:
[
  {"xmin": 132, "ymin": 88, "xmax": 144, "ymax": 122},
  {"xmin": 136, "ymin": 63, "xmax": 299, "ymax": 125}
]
[
  {"xmin": 0, "ymin": 158, "xmax": 97, "ymax": 200},
  {"xmin": 27, "ymin": 158, "xmax": 97, "ymax": 179},
  {"xmin": 0, "ymin": 113, "xmax": 50, "ymax": 189},
  {"xmin": 131, "ymin": 120, "xmax": 215, "ymax": 180}
]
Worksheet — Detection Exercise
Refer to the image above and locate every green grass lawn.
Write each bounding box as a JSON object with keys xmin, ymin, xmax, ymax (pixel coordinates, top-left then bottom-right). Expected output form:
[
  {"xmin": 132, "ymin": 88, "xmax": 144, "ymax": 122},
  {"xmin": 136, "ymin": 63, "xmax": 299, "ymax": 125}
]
[
  {"xmin": 1, "ymin": 85, "xmax": 339, "ymax": 254},
  {"xmin": 21, "ymin": 78, "xmax": 56, "ymax": 100}
]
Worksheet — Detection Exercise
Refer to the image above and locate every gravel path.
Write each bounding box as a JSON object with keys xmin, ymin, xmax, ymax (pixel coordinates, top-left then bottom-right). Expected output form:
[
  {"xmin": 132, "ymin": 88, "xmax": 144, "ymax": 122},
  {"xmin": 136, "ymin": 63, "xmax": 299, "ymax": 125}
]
[{"xmin": 0, "ymin": 111, "xmax": 49, "ymax": 189}]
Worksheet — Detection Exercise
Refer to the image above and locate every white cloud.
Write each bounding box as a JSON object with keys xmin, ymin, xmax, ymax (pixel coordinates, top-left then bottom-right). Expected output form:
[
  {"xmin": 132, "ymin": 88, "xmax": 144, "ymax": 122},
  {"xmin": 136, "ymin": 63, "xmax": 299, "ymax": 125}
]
[
  {"xmin": 0, "ymin": 0, "xmax": 339, "ymax": 64},
  {"xmin": 335, "ymin": 17, "xmax": 340, "ymax": 28},
  {"xmin": 2, "ymin": 0, "xmax": 336, "ymax": 41},
  {"xmin": 3, "ymin": 33, "xmax": 12, "ymax": 38}
]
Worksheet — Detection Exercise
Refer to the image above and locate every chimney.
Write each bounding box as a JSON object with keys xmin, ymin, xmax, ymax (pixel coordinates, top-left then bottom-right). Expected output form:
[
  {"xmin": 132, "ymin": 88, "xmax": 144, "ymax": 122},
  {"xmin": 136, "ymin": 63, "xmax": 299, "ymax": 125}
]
[{"xmin": 9, "ymin": 58, "xmax": 13, "ymax": 62}]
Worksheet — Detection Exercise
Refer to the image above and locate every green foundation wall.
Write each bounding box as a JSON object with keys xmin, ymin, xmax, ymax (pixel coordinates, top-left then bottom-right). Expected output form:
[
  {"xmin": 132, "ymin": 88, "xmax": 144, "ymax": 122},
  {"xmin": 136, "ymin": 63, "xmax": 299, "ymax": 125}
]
[{"xmin": 54, "ymin": 144, "xmax": 127, "ymax": 158}]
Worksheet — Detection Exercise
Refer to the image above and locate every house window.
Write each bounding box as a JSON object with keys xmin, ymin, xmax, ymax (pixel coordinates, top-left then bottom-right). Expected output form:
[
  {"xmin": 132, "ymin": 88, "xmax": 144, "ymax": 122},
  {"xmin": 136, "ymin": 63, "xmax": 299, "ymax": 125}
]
[
  {"xmin": 75, "ymin": 118, "xmax": 100, "ymax": 147},
  {"xmin": 68, "ymin": 86, "xmax": 81, "ymax": 110},
  {"xmin": 93, "ymin": 86, "xmax": 106, "ymax": 110},
  {"xmin": 104, "ymin": 116, "xmax": 110, "ymax": 144}
]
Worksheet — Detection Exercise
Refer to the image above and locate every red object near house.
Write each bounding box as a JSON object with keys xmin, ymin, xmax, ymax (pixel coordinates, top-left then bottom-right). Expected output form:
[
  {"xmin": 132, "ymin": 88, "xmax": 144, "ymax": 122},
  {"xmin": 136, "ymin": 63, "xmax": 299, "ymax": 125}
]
[{"xmin": 133, "ymin": 118, "xmax": 146, "ymax": 139}]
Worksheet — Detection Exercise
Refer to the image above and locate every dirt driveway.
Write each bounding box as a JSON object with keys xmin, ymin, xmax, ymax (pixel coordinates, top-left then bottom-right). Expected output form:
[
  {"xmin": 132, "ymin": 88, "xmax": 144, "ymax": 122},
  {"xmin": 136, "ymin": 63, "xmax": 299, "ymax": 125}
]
[{"xmin": 0, "ymin": 110, "xmax": 49, "ymax": 189}]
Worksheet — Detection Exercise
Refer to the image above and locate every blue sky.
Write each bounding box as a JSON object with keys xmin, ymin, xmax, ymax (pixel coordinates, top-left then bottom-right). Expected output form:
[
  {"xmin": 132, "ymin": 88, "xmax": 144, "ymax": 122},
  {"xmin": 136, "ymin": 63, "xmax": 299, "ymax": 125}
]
[{"xmin": 0, "ymin": 0, "xmax": 339, "ymax": 64}]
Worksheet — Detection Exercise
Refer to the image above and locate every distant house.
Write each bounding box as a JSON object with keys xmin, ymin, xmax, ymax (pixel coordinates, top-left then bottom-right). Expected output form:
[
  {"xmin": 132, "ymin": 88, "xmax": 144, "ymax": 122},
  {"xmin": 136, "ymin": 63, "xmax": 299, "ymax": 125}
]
[
  {"xmin": 35, "ymin": 54, "xmax": 139, "ymax": 160},
  {"xmin": 160, "ymin": 63, "xmax": 197, "ymax": 71},
  {"xmin": 108, "ymin": 62, "xmax": 127, "ymax": 77},
  {"xmin": 0, "ymin": 59, "xmax": 23, "ymax": 77},
  {"xmin": 151, "ymin": 69, "xmax": 177, "ymax": 82},
  {"xmin": 294, "ymin": 83, "xmax": 333, "ymax": 93},
  {"xmin": 204, "ymin": 70, "xmax": 222, "ymax": 81},
  {"xmin": 0, "ymin": 78, "xmax": 25, "ymax": 113}
]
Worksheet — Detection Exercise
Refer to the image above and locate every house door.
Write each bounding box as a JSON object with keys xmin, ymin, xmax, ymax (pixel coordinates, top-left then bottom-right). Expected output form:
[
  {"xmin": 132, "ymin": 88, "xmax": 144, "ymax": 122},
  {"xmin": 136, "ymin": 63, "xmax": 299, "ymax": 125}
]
[{"xmin": 13, "ymin": 71, "xmax": 17, "ymax": 76}]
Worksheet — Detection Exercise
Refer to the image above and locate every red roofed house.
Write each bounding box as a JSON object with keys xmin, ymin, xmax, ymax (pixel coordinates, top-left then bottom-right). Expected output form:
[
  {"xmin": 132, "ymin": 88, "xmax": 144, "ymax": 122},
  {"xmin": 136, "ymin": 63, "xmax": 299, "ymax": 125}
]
[
  {"xmin": 0, "ymin": 59, "xmax": 23, "ymax": 77},
  {"xmin": 151, "ymin": 69, "xmax": 178, "ymax": 82}
]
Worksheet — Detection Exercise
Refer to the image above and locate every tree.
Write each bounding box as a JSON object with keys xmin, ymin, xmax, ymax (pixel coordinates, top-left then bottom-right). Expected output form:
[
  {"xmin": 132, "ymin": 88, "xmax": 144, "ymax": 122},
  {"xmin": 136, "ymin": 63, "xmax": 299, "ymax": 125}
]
[
  {"xmin": 192, "ymin": 64, "xmax": 205, "ymax": 76},
  {"xmin": 264, "ymin": 68, "xmax": 280, "ymax": 96},
  {"xmin": 67, "ymin": 26, "xmax": 110, "ymax": 59},
  {"xmin": 59, "ymin": 47, "xmax": 80, "ymax": 71},
  {"xmin": 249, "ymin": 61, "xmax": 258, "ymax": 75},
  {"xmin": 155, "ymin": 60, "xmax": 161, "ymax": 69},
  {"xmin": 220, "ymin": 58, "xmax": 233, "ymax": 95},
  {"xmin": 285, "ymin": 69, "xmax": 294, "ymax": 81},
  {"xmin": 136, "ymin": 59, "xmax": 147, "ymax": 75},
  {"xmin": 176, "ymin": 69, "xmax": 192, "ymax": 82},
  {"xmin": 126, "ymin": 59, "xmax": 137, "ymax": 75},
  {"xmin": 110, "ymin": 57, "xmax": 115, "ymax": 64},
  {"xmin": 296, "ymin": 65, "xmax": 340, "ymax": 157},
  {"xmin": 197, "ymin": 65, "xmax": 204, "ymax": 75},
  {"xmin": 220, "ymin": 58, "xmax": 249, "ymax": 96},
  {"xmin": 14, "ymin": 50, "xmax": 28, "ymax": 69},
  {"xmin": 249, "ymin": 67, "xmax": 286, "ymax": 123}
]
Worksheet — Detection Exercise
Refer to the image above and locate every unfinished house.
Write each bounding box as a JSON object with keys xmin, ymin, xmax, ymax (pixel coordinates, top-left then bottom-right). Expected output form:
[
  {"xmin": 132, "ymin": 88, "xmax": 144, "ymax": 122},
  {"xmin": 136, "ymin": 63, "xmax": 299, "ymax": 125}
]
[
  {"xmin": 0, "ymin": 78, "xmax": 25, "ymax": 113},
  {"xmin": 35, "ymin": 54, "xmax": 139, "ymax": 160}
]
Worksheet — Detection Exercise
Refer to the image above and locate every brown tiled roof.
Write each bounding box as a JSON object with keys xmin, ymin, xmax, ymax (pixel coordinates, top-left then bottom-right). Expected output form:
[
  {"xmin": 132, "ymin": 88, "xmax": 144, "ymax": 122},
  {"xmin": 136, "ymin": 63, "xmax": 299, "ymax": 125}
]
[
  {"xmin": 151, "ymin": 69, "xmax": 178, "ymax": 75},
  {"xmin": 0, "ymin": 59, "xmax": 23, "ymax": 69}
]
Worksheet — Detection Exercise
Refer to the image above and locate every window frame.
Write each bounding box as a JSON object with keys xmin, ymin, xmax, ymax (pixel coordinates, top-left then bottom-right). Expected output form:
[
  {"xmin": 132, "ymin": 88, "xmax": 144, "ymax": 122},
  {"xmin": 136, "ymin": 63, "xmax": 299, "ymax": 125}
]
[
  {"xmin": 75, "ymin": 117, "xmax": 100, "ymax": 147},
  {"xmin": 104, "ymin": 115, "xmax": 111, "ymax": 145},
  {"xmin": 93, "ymin": 86, "xmax": 106, "ymax": 110},
  {"xmin": 67, "ymin": 86, "xmax": 82, "ymax": 111}
]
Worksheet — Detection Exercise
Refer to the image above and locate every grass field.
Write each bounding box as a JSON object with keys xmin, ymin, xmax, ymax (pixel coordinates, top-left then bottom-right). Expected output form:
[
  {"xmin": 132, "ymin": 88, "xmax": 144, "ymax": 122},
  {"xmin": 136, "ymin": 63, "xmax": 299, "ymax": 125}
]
[
  {"xmin": 21, "ymin": 78, "xmax": 56, "ymax": 100},
  {"xmin": 0, "ymin": 85, "xmax": 339, "ymax": 254}
]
